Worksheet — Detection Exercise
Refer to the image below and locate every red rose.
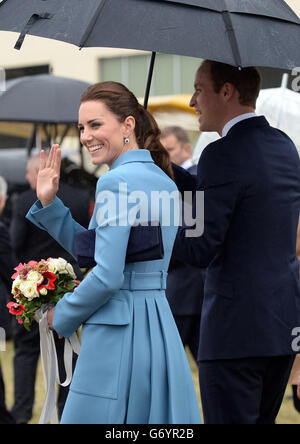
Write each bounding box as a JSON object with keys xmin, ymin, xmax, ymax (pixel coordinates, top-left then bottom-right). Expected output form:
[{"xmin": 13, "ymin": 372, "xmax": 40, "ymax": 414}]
[{"xmin": 7, "ymin": 302, "xmax": 25, "ymax": 316}]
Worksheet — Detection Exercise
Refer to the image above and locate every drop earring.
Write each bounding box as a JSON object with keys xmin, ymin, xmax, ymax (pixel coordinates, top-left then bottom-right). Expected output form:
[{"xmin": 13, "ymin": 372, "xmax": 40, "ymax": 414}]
[{"xmin": 124, "ymin": 138, "xmax": 130, "ymax": 144}]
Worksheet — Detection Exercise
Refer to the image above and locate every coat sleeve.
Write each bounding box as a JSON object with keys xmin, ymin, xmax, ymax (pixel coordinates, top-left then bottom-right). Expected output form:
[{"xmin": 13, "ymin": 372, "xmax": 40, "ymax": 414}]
[
  {"xmin": 52, "ymin": 171, "xmax": 132, "ymax": 338},
  {"xmin": 172, "ymin": 143, "xmax": 242, "ymax": 268},
  {"xmin": 26, "ymin": 196, "xmax": 86, "ymax": 259}
]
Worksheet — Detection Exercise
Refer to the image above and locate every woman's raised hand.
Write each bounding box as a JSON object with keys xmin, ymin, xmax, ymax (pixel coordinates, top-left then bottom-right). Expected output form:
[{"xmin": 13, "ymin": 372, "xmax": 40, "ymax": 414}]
[{"xmin": 37, "ymin": 144, "xmax": 61, "ymax": 207}]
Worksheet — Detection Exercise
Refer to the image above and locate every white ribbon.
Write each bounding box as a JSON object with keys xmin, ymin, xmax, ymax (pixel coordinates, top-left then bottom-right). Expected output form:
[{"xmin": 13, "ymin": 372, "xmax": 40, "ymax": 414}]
[{"xmin": 34, "ymin": 306, "xmax": 81, "ymax": 425}]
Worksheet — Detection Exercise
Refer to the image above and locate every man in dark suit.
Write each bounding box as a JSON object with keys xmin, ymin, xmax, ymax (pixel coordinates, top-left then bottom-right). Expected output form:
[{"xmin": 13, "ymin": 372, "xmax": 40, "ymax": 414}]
[
  {"xmin": 9, "ymin": 155, "xmax": 90, "ymax": 424},
  {"xmin": 0, "ymin": 176, "xmax": 16, "ymax": 424},
  {"xmin": 173, "ymin": 60, "xmax": 300, "ymax": 424},
  {"xmin": 160, "ymin": 126, "xmax": 204, "ymax": 361}
]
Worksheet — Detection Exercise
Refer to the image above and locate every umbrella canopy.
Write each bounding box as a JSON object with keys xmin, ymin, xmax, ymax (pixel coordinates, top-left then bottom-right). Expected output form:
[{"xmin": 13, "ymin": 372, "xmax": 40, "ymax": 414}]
[
  {"xmin": 0, "ymin": 74, "xmax": 91, "ymax": 124},
  {"xmin": 0, "ymin": 0, "xmax": 300, "ymax": 70},
  {"xmin": 1, "ymin": 1, "xmax": 300, "ymax": 110},
  {"xmin": 255, "ymin": 85, "xmax": 300, "ymax": 150},
  {"xmin": 146, "ymin": 95, "xmax": 196, "ymax": 115},
  {"xmin": 146, "ymin": 94, "xmax": 199, "ymax": 133}
]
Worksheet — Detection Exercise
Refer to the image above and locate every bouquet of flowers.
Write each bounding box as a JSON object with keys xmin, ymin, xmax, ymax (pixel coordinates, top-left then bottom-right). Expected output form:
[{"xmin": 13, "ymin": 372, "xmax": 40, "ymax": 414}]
[{"xmin": 7, "ymin": 257, "xmax": 79, "ymax": 331}]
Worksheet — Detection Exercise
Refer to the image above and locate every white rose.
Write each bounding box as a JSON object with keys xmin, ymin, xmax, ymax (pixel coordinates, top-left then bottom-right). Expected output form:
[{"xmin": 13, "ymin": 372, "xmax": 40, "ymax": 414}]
[
  {"xmin": 19, "ymin": 281, "xmax": 39, "ymax": 301},
  {"xmin": 47, "ymin": 259, "xmax": 57, "ymax": 273},
  {"xmin": 66, "ymin": 263, "xmax": 76, "ymax": 279},
  {"xmin": 12, "ymin": 275, "xmax": 21, "ymax": 288},
  {"xmin": 48, "ymin": 258, "xmax": 68, "ymax": 273},
  {"xmin": 57, "ymin": 258, "xmax": 68, "ymax": 271},
  {"xmin": 39, "ymin": 288, "xmax": 48, "ymax": 296},
  {"xmin": 27, "ymin": 270, "xmax": 44, "ymax": 285},
  {"xmin": 12, "ymin": 276, "xmax": 22, "ymax": 296}
]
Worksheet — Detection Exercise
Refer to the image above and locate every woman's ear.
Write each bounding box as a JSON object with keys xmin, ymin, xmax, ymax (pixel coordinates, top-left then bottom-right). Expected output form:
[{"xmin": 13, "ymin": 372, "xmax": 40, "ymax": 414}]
[{"xmin": 123, "ymin": 115, "xmax": 136, "ymax": 138}]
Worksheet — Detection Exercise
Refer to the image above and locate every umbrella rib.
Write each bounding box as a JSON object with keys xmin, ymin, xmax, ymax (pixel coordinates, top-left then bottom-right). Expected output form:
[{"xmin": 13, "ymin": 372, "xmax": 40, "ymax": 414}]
[
  {"xmin": 79, "ymin": 0, "xmax": 108, "ymax": 48},
  {"xmin": 222, "ymin": 11, "xmax": 242, "ymax": 68}
]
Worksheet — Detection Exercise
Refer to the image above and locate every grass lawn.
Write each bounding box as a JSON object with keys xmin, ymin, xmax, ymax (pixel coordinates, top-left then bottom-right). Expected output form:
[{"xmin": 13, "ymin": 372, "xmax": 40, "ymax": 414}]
[{"xmin": 1, "ymin": 340, "xmax": 299, "ymax": 424}]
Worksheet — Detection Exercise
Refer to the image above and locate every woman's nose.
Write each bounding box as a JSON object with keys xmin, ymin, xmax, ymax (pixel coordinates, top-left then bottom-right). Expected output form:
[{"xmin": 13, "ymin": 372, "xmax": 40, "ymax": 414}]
[{"xmin": 81, "ymin": 129, "xmax": 93, "ymax": 144}]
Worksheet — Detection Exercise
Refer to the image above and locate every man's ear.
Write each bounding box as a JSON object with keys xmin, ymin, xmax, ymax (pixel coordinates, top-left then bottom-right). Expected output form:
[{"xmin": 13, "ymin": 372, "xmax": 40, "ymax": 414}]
[
  {"xmin": 183, "ymin": 143, "xmax": 192, "ymax": 157},
  {"xmin": 0, "ymin": 195, "xmax": 5, "ymax": 214},
  {"xmin": 222, "ymin": 82, "xmax": 235, "ymax": 101}
]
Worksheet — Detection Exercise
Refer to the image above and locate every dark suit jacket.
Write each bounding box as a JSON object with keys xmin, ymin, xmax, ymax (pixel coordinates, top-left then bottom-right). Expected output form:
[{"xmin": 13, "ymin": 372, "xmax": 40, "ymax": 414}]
[
  {"xmin": 173, "ymin": 116, "xmax": 300, "ymax": 360},
  {"xmin": 10, "ymin": 182, "xmax": 90, "ymax": 279},
  {"xmin": 166, "ymin": 163, "xmax": 204, "ymax": 316},
  {"xmin": 0, "ymin": 221, "xmax": 16, "ymax": 330}
]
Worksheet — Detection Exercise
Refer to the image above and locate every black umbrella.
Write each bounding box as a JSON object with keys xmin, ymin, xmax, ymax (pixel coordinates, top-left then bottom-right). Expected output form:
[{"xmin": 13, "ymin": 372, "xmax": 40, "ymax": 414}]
[
  {"xmin": 0, "ymin": 74, "xmax": 91, "ymax": 160},
  {"xmin": 0, "ymin": 74, "xmax": 91, "ymax": 124},
  {"xmin": 1, "ymin": 0, "xmax": 300, "ymax": 106}
]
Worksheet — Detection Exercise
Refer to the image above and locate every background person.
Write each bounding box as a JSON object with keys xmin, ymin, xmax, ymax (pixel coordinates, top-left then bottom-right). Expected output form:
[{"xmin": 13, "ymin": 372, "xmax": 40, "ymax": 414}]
[
  {"xmin": 160, "ymin": 126, "xmax": 197, "ymax": 174},
  {"xmin": 0, "ymin": 176, "xmax": 16, "ymax": 424},
  {"xmin": 160, "ymin": 126, "xmax": 204, "ymax": 361},
  {"xmin": 9, "ymin": 154, "xmax": 90, "ymax": 424},
  {"xmin": 173, "ymin": 60, "xmax": 300, "ymax": 424}
]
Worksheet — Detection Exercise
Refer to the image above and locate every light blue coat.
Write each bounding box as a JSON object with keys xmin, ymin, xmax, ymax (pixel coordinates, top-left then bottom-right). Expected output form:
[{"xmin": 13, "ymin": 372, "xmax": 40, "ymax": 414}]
[{"xmin": 27, "ymin": 149, "xmax": 201, "ymax": 424}]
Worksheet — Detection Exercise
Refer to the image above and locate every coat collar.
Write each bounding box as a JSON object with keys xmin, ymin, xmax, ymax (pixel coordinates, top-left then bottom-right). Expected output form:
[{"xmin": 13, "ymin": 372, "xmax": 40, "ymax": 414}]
[
  {"xmin": 110, "ymin": 149, "xmax": 154, "ymax": 170},
  {"xmin": 226, "ymin": 116, "xmax": 270, "ymax": 137}
]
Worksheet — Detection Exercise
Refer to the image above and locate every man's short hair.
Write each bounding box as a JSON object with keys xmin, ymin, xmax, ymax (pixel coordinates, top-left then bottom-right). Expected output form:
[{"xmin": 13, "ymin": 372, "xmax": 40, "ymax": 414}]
[
  {"xmin": 0, "ymin": 176, "xmax": 7, "ymax": 197},
  {"xmin": 160, "ymin": 126, "xmax": 190, "ymax": 145},
  {"xmin": 203, "ymin": 60, "xmax": 262, "ymax": 107}
]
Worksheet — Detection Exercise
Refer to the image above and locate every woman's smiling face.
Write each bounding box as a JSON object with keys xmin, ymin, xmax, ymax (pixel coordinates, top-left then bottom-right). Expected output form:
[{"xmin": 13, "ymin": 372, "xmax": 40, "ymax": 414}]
[{"xmin": 78, "ymin": 100, "xmax": 130, "ymax": 166}]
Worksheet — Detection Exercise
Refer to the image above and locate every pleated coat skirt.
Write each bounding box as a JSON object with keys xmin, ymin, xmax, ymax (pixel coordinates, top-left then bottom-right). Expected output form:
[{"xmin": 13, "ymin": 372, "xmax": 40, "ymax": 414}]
[{"xmin": 61, "ymin": 283, "xmax": 201, "ymax": 424}]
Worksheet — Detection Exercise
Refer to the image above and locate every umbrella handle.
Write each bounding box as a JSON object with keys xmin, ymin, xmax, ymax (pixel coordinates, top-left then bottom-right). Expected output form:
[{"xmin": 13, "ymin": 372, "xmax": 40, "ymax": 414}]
[{"xmin": 144, "ymin": 52, "xmax": 156, "ymax": 110}]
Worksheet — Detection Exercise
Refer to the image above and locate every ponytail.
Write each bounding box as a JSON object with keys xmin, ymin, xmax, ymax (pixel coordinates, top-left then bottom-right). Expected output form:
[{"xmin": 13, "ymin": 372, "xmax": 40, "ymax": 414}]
[{"xmin": 136, "ymin": 104, "xmax": 174, "ymax": 181}]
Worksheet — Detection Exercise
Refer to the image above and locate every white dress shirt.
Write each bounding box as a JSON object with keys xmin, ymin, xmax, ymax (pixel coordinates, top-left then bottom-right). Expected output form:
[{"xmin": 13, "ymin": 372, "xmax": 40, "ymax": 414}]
[
  {"xmin": 180, "ymin": 158, "xmax": 194, "ymax": 170},
  {"xmin": 222, "ymin": 112, "xmax": 257, "ymax": 138}
]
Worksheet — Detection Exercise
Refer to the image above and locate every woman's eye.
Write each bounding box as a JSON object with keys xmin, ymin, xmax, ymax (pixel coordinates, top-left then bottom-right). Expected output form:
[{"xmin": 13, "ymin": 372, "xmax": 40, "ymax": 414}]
[{"xmin": 92, "ymin": 123, "xmax": 101, "ymax": 128}]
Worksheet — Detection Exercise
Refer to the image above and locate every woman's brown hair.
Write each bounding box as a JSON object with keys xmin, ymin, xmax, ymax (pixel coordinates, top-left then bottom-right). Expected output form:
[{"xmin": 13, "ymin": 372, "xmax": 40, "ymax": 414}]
[{"xmin": 81, "ymin": 81, "xmax": 174, "ymax": 181}]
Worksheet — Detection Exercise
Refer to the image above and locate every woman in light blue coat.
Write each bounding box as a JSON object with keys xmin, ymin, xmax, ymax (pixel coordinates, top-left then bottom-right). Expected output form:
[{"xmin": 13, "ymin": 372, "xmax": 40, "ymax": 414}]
[{"xmin": 27, "ymin": 82, "xmax": 201, "ymax": 424}]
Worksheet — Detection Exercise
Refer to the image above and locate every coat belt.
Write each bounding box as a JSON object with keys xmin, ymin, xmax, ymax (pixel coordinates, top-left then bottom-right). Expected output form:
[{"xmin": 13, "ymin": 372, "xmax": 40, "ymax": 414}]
[{"xmin": 121, "ymin": 271, "xmax": 168, "ymax": 291}]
